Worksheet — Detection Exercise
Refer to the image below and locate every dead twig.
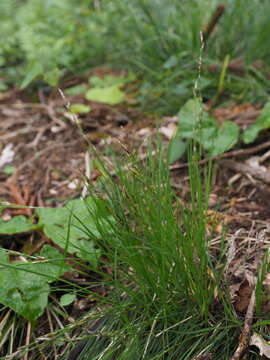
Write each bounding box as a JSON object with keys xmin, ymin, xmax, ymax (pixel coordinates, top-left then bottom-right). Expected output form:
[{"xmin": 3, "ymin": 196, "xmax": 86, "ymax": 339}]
[
  {"xmin": 230, "ymin": 289, "xmax": 256, "ymax": 360},
  {"xmin": 23, "ymin": 322, "xmax": 31, "ymax": 360},
  {"xmin": 221, "ymin": 159, "xmax": 270, "ymax": 184},
  {"xmin": 26, "ymin": 124, "xmax": 52, "ymax": 148},
  {"xmin": 170, "ymin": 139, "xmax": 270, "ymax": 170}
]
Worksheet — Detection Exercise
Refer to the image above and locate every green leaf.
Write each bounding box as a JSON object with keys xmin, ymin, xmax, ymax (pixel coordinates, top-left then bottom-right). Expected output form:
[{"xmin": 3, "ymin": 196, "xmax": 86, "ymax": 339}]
[
  {"xmin": 85, "ymin": 85, "xmax": 125, "ymax": 105},
  {"xmin": 89, "ymin": 76, "xmax": 106, "ymax": 87},
  {"xmin": 59, "ymin": 293, "xmax": 76, "ymax": 307},
  {"xmin": 168, "ymin": 137, "xmax": 188, "ymax": 164},
  {"xmin": 89, "ymin": 73, "xmax": 135, "ymax": 88},
  {"xmin": 256, "ymin": 102, "xmax": 270, "ymax": 126},
  {"xmin": 172, "ymin": 98, "xmax": 217, "ymax": 156},
  {"xmin": 43, "ymin": 67, "xmax": 61, "ymax": 87},
  {"xmin": 0, "ymin": 245, "xmax": 71, "ymax": 322},
  {"xmin": 76, "ymin": 239, "xmax": 100, "ymax": 268},
  {"xmin": 197, "ymin": 76, "xmax": 212, "ymax": 90},
  {"xmin": 0, "ymin": 248, "xmax": 49, "ymax": 322},
  {"xmin": 36, "ymin": 245, "xmax": 71, "ymax": 281},
  {"xmin": 195, "ymin": 126, "xmax": 217, "ymax": 151},
  {"xmin": 242, "ymin": 124, "xmax": 261, "ymax": 144},
  {"xmin": 2, "ymin": 165, "xmax": 15, "ymax": 175},
  {"xmin": 171, "ymin": 98, "xmax": 241, "ymax": 159},
  {"xmin": 20, "ymin": 63, "xmax": 43, "ymax": 89},
  {"xmin": 0, "ymin": 216, "xmax": 38, "ymax": 234},
  {"xmin": 37, "ymin": 196, "xmax": 114, "ymax": 266},
  {"xmin": 243, "ymin": 102, "xmax": 270, "ymax": 144},
  {"xmin": 0, "ymin": 81, "xmax": 8, "ymax": 92},
  {"xmin": 65, "ymin": 84, "xmax": 88, "ymax": 96},
  {"xmin": 177, "ymin": 98, "xmax": 207, "ymax": 137},
  {"xmin": 163, "ymin": 55, "xmax": 178, "ymax": 69},
  {"xmin": 210, "ymin": 121, "xmax": 239, "ymax": 156},
  {"xmin": 69, "ymin": 103, "xmax": 91, "ymax": 114}
]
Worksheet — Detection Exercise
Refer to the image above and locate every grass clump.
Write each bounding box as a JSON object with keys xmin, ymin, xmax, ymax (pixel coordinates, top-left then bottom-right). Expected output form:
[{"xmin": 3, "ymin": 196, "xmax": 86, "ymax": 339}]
[{"xmin": 62, "ymin": 144, "xmax": 238, "ymax": 359}]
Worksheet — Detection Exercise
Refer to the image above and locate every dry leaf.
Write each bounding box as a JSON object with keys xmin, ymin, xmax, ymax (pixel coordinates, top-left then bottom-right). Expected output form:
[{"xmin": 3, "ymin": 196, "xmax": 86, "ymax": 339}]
[
  {"xmin": 246, "ymin": 156, "xmax": 267, "ymax": 172},
  {"xmin": 234, "ymin": 279, "xmax": 253, "ymax": 312},
  {"xmin": 250, "ymin": 333, "xmax": 270, "ymax": 358},
  {"xmin": 0, "ymin": 144, "xmax": 14, "ymax": 168},
  {"xmin": 159, "ymin": 123, "xmax": 177, "ymax": 139},
  {"xmin": 137, "ymin": 127, "xmax": 152, "ymax": 137}
]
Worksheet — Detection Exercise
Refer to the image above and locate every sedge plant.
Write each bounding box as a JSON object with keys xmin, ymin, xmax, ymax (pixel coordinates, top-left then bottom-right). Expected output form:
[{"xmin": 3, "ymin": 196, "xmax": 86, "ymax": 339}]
[{"xmin": 61, "ymin": 140, "xmax": 239, "ymax": 360}]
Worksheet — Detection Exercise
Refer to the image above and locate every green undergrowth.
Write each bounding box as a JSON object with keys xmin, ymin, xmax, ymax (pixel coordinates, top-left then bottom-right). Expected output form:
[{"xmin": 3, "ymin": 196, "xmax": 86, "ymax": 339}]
[
  {"xmin": 1, "ymin": 0, "xmax": 270, "ymax": 113},
  {"xmin": 168, "ymin": 98, "xmax": 270, "ymax": 163}
]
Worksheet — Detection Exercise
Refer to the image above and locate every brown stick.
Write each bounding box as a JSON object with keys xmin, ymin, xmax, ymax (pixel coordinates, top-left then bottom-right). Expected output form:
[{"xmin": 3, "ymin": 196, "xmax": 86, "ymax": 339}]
[
  {"xmin": 170, "ymin": 139, "xmax": 270, "ymax": 171},
  {"xmin": 23, "ymin": 322, "xmax": 31, "ymax": 360},
  {"xmin": 231, "ymin": 289, "xmax": 256, "ymax": 360},
  {"xmin": 202, "ymin": 5, "xmax": 226, "ymax": 46},
  {"xmin": 221, "ymin": 159, "xmax": 270, "ymax": 184}
]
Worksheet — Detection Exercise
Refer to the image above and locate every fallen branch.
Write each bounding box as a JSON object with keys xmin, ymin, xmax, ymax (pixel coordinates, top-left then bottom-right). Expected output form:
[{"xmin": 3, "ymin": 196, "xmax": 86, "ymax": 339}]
[
  {"xmin": 170, "ymin": 139, "xmax": 270, "ymax": 170},
  {"xmin": 221, "ymin": 159, "xmax": 270, "ymax": 184},
  {"xmin": 231, "ymin": 289, "xmax": 256, "ymax": 360}
]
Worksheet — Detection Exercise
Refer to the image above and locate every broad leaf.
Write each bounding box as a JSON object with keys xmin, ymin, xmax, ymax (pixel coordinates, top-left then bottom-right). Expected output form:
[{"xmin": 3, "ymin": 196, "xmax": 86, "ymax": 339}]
[
  {"xmin": 0, "ymin": 216, "xmax": 38, "ymax": 234},
  {"xmin": 177, "ymin": 98, "xmax": 203, "ymax": 137},
  {"xmin": 243, "ymin": 102, "xmax": 270, "ymax": 144},
  {"xmin": 43, "ymin": 67, "xmax": 61, "ymax": 87},
  {"xmin": 69, "ymin": 103, "xmax": 91, "ymax": 114},
  {"xmin": 20, "ymin": 63, "xmax": 43, "ymax": 89},
  {"xmin": 0, "ymin": 245, "xmax": 69, "ymax": 322},
  {"xmin": 89, "ymin": 73, "xmax": 135, "ymax": 88},
  {"xmin": 242, "ymin": 123, "xmax": 261, "ymax": 144},
  {"xmin": 60, "ymin": 293, "xmax": 76, "ymax": 307},
  {"xmin": 168, "ymin": 137, "xmax": 188, "ymax": 164},
  {"xmin": 210, "ymin": 121, "xmax": 239, "ymax": 156},
  {"xmin": 195, "ymin": 126, "xmax": 217, "ymax": 151},
  {"xmin": 37, "ymin": 196, "xmax": 114, "ymax": 267},
  {"xmin": 256, "ymin": 102, "xmax": 270, "ymax": 126},
  {"xmin": 85, "ymin": 85, "xmax": 125, "ymax": 105},
  {"xmin": 65, "ymin": 84, "xmax": 88, "ymax": 96}
]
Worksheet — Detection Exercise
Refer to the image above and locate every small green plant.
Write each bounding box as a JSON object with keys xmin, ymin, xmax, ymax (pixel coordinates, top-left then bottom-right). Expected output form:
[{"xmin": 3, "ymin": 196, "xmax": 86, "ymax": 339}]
[
  {"xmin": 169, "ymin": 98, "xmax": 270, "ymax": 163},
  {"xmin": 0, "ymin": 196, "xmax": 114, "ymax": 267},
  {"xmin": 0, "ymin": 195, "xmax": 114, "ymax": 323},
  {"xmin": 59, "ymin": 145, "xmax": 236, "ymax": 360},
  {"xmin": 85, "ymin": 73, "xmax": 136, "ymax": 105},
  {"xmin": 69, "ymin": 103, "xmax": 91, "ymax": 114},
  {"xmin": 85, "ymin": 85, "xmax": 125, "ymax": 105},
  {"xmin": 169, "ymin": 98, "xmax": 239, "ymax": 163},
  {"xmin": 0, "ymin": 245, "xmax": 70, "ymax": 323},
  {"xmin": 243, "ymin": 102, "xmax": 270, "ymax": 144}
]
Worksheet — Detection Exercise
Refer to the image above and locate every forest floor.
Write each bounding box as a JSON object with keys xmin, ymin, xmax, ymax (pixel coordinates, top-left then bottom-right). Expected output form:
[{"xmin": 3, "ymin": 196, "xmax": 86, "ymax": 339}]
[{"xmin": 1, "ymin": 69, "xmax": 270, "ymax": 359}]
